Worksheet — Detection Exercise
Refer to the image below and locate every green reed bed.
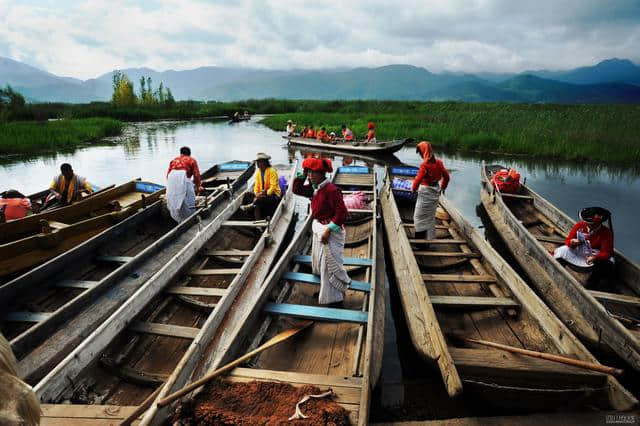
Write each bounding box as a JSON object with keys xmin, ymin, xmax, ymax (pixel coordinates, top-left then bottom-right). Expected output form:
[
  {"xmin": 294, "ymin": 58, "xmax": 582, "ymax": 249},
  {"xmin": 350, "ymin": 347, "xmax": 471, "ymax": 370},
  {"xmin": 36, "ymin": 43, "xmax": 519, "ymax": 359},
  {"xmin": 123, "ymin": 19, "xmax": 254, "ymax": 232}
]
[
  {"xmin": 260, "ymin": 103, "xmax": 640, "ymax": 164},
  {"xmin": 0, "ymin": 118, "xmax": 123, "ymax": 155}
]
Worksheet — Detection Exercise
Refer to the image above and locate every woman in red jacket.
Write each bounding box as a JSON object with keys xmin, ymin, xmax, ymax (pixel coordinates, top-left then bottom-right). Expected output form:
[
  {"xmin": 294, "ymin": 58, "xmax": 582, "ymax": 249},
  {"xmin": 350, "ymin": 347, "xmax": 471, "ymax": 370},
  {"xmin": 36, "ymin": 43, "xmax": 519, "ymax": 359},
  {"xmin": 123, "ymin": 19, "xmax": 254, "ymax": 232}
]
[
  {"xmin": 554, "ymin": 207, "xmax": 614, "ymax": 289},
  {"xmin": 411, "ymin": 142, "xmax": 450, "ymax": 241},
  {"xmin": 293, "ymin": 157, "xmax": 350, "ymax": 306},
  {"xmin": 365, "ymin": 121, "xmax": 376, "ymax": 143}
]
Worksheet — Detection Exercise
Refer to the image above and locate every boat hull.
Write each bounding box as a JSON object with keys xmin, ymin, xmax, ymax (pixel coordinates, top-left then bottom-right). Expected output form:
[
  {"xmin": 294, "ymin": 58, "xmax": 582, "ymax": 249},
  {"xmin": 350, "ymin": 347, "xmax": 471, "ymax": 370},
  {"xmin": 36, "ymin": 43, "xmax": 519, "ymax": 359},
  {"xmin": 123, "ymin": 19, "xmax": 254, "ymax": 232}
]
[{"xmin": 288, "ymin": 136, "xmax": 407, "ymax": 154}]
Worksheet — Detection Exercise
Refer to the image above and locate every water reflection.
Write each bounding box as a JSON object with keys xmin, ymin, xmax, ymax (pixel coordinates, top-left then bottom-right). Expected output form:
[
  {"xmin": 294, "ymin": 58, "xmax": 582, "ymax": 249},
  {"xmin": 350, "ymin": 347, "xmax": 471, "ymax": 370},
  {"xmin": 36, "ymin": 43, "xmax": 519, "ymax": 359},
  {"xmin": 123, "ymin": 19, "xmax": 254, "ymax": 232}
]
[{"xmin": 1, "ymin": 117, "xmax": 638, "ymax": 262}]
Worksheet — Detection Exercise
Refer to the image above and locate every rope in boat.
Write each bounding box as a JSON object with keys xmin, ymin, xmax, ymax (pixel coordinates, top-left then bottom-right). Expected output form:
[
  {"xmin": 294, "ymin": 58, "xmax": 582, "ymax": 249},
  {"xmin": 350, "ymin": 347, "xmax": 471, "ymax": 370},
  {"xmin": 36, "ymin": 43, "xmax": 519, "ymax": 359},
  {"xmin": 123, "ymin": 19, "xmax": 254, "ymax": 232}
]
[{"xmin": 462, "ymin": 379, "xmax": 609, "ymax": 394}]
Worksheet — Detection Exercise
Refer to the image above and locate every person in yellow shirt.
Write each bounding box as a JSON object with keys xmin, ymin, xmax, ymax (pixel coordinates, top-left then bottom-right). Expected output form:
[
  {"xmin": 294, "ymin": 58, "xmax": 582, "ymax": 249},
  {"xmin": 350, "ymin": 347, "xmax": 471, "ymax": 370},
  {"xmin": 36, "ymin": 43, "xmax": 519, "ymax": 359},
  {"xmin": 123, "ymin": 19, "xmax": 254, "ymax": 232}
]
[
  {"xmin": 49, "ymin": 163, "xmax": 93, "ymax": 206},
  {"xmin": 242, "ymin": 153, "xmax": 281, "ymax": 220}
]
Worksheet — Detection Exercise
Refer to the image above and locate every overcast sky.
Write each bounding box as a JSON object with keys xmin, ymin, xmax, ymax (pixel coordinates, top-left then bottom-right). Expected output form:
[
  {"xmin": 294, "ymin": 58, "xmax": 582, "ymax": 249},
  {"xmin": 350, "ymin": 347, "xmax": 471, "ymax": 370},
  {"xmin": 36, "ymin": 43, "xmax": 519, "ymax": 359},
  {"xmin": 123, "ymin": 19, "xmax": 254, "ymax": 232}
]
[{"xmin": 1, "ymin": 0, "xmax": 639, "ymax": 80}]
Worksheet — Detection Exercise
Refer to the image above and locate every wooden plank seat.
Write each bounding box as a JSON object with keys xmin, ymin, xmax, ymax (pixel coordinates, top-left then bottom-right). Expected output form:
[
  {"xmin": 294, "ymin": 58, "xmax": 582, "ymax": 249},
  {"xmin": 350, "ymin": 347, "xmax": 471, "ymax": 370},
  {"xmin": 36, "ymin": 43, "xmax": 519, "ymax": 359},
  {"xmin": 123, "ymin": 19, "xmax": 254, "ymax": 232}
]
[
  {"xmin": 402, "ymin": 223, "xmax": 449, "ymax": 229},
  {"xmin": 130, "ymin": 322, "xmax": 200, "ymax": 339},
  {"xmin": 422, "ymin": 273, "xmax": 497, "ymax": 283},
  {"xmin": 282, "ymin": 271, "xmax": 371, "ymax": 292},
  {"xmin": 292, "ymin": 255, "xmax": 373, "ymax": 266},
  {"xmin": 430, "ymin": 295, "xmax": 520, "ymax": 309},
  {"xmin": 188, "ymin": 268, "xmax": 242, "ymax": 275},
  {"xmin": 347, "ymin": 209, "xmax": 374, "ymax": 214},
  {"xmin": 56, "ymin": 280, "xmax": 99, "ymax": 289},
  {"xmin": 222, "ymin": 220, "xmax": 268, "ymax": 227},
  {"xmin": 413, "ymin": 251, "xmax": 482, "ymax": 258},
  {"xmin": 205, "ymin": 250, "xmax": 253, "ymax": 256},
  {"xmin": 534, "ymin": 235, "xmax": 566, "ymax": 244},
  {"xmin": 165, "ymin": 286, "xmax": 227, "ymax": 297},
  {"xmin": 589, "ymin": 290, "xmax": 640, "ymax": 308},
  {"xmin": 4, "ymin": 311, "xmax": 53, "ymax": 322},
  {"xmin": 408, "ymin": 239, "xmax": 467, "ymax": 244},
  {"xmin": 95, "ymin": 255, "xmax": 134, "ymax": 263},
  {"xmin": 263, "ymin": 302, "xmax": 369, "ymax": 324}
]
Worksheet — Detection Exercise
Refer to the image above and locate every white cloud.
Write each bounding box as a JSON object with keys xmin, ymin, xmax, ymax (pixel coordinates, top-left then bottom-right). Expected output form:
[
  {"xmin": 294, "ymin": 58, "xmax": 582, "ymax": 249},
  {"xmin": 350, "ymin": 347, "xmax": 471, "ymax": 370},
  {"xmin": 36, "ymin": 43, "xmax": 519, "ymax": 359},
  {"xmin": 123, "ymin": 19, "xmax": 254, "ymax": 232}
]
[{"xmin": 0, "ymin": 0, "xmax": 638, "ymax": 79}]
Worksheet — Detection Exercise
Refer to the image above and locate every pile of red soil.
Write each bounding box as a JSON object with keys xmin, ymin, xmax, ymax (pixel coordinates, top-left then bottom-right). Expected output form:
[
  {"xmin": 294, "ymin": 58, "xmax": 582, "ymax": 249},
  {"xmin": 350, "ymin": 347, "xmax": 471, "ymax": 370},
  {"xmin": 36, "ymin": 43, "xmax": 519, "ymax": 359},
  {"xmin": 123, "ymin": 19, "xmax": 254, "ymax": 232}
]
[{"xmin": 174, "ymin": 379, "xmax": 350, "ymax": 425}]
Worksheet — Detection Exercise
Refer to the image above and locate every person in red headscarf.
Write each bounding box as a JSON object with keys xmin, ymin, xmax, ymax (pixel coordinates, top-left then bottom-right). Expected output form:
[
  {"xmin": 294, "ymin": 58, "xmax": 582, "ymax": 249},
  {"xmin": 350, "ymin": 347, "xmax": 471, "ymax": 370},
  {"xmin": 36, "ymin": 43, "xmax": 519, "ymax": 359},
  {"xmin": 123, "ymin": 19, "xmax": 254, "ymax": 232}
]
[
  {"xmin": 411, "ymin": 142, "xmax": 450, "ymax": 241},
  {"xmin": 554, "ymin": 207, "xmax": 614, "ymax": 289},
  {"xmin": 365, "ymin": 122, "xmax": 376, "ymax": 143},
  {"xmin": 416, "ymin": 141, "xmax": 431, "ymax": 159},
  {"xmin": 293, "ymin": 157, "xmax": 350, "ymax": 306}
]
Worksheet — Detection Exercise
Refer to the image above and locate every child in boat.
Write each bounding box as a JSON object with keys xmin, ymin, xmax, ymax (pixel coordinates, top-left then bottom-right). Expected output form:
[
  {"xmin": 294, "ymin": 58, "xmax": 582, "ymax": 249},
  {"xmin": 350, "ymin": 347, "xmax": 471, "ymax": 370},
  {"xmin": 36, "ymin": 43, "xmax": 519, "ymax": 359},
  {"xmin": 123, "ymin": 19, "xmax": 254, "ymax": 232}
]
[
  {"xmin": 0, "ymin": 333, "xmax": 41, "ymax": 426},
  {"xmin": 241, "ymin": 153, "xmax": 281, "ymax": 220},
  {"xmin": 411, "ymin": 142, "xmax": 450, "ymax": 241},
  {"xmin": 554, "ymin": 207, "xmax": 614, "ymax": 289},
  {"xmin": 365, "ymin": 122, "xmax": 376, "ymax": 144},
  {"xmin": 292, "ymin": 157, "xmax": 350, "ymax": 306}
]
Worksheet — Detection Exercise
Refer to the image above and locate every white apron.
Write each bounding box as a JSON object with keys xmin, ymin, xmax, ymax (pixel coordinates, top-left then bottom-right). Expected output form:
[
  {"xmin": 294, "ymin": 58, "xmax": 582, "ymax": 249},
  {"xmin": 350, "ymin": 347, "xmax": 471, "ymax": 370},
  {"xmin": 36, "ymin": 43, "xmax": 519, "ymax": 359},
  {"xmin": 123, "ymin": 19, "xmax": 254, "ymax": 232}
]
[
  {"xmin": 413, "ymin": 184, "xmax": 441, "ymax": 239},
  {"xmin": 166, "ymin": 169, "xmax": 196, "ymax": 223},
  {"xmin": 311, "ymin": 219, "xmax": 351, "ymax": 304}
]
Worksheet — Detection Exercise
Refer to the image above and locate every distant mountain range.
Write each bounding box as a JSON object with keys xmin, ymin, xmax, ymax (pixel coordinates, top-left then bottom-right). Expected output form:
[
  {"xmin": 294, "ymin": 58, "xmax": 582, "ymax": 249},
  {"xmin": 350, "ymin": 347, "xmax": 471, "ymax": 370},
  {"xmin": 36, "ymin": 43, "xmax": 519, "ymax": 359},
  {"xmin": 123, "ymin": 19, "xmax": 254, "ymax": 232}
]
[{"xmin": 1, "ymin": 56, "xmax": 640, "ymax": 104}]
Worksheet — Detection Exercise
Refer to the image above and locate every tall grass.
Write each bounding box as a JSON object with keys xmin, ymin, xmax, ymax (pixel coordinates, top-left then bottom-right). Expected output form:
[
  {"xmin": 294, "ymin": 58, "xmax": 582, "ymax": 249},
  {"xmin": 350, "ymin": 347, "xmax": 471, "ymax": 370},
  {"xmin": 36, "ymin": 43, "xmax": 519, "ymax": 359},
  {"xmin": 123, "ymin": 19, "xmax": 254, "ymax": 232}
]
[
  {"xmin": 260, "ymin": 103, "xmax": 640, "ymax": 164},
  {"xmin": 0, "ymin": 118, "xmax": 123, "ymax": 155}
]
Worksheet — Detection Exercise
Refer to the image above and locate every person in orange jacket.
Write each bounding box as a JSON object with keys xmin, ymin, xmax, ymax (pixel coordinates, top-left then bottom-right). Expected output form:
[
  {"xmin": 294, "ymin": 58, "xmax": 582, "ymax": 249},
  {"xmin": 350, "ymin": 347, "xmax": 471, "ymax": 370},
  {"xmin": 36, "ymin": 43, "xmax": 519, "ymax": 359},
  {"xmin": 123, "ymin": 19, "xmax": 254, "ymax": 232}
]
[
  {"xmin": 0, "ymin": 190, "xmax": 32, "ymax": 222},
  {"xmin": 317, "ymin": 127, "xmax": 330, "ymax": 143},
  {"xmin": 341, "ymin": 124, "xmax": 354, "ymax": 141},
  {"xmin": 306, "ymin": 125, "xmax": 317, "ymax": 139},
  {"xmin": 365, "ymin": 122, "xmax": 376, "ymax": 143}
]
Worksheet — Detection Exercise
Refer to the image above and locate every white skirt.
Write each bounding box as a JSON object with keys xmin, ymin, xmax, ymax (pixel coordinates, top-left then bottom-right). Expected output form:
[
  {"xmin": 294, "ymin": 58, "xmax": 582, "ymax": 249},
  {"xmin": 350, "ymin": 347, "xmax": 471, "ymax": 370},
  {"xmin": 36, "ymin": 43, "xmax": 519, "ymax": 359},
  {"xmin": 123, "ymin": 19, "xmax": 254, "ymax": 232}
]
[
  {"xmin": 413, "ymin": 184, "xmax": 441, "ymax": 239},
  {"xmin": 311, "ymin": 220, "xmax": 351, "ymax": 304},
  {"xmin": 166, "ymin": 169, "xmax": 196, "ymax": 223}
]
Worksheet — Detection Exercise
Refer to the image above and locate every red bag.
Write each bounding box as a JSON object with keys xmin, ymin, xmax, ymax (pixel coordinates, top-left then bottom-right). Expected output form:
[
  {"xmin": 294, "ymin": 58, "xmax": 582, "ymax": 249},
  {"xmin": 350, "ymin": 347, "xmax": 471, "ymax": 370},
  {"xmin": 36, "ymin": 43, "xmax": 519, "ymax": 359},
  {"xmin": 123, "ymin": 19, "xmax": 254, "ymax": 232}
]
[{"xmin": 491, "ymin": 168, "xmax": 521, "ymax": 193}]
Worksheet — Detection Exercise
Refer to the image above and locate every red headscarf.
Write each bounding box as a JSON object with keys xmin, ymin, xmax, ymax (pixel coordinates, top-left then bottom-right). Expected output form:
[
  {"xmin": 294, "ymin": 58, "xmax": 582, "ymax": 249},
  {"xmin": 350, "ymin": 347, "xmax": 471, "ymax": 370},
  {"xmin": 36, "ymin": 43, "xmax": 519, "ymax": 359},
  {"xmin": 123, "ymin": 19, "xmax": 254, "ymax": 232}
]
[
  {"xmin": 302, "ymin": 157, "xmax": 333, "ymax": 173},
  {"xmin": 367, "ymin": 121, "xmax": 375, "ymax": 129},
  {"xmin": 416, "ymin": 141, "xmax": 433, "ymax": 160}
]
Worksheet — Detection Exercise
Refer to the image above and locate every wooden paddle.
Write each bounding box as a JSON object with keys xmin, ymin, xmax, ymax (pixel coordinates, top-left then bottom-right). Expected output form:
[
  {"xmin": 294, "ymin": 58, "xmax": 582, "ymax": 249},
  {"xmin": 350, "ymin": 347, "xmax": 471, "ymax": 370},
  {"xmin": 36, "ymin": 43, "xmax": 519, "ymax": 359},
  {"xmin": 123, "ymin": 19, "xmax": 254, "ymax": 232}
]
[
  {"xmin": 158, "ymin": 320, "xmax": 313, "ymax": 407},
  {"xmin": 462, "ymin": 336, "xmax": 624, "ymax": 376}
]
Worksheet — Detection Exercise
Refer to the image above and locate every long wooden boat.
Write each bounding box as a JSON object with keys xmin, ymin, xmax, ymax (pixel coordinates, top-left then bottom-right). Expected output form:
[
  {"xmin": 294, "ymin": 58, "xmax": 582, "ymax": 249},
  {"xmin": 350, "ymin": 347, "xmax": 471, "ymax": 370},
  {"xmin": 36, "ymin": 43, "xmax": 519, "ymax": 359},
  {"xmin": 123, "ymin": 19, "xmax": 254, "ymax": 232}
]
[
  {"xmin": 289, "ymin": 145, "xmax": 405, "ymax": 167},
  {"xmin": 144, "ymin": 165, "xmax": 386, "ymax": 425},
  {"xmin": 35, "ymin": 164, "xmax": 298, "ymax": 425},
  {"xmin": 1, "ymin": 160, "xmax": 255, "ymax": 386},
  {"xmin": 288, "ymin": 135, "xmax": 408, "ymax": 154},
  {"xmin": 480, "ymin": 162, "xmax": 640, "ymax": 373},
  {"xmin": 381, "ymin": 166, "xmax": 636, "ymax": 410},
  {"xmin": 21, "ymin": 183, "xmax": 112, "ymax": 214}
]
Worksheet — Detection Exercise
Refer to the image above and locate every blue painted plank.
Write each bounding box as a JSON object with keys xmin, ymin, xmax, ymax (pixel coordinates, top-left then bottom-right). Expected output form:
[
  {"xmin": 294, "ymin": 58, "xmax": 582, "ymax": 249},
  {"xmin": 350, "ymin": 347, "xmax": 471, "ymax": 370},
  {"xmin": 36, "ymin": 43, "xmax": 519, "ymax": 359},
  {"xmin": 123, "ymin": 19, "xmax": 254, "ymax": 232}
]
[
  {"xmin": 337, "ymin": 166, "xmax": 370, "ymax": 174},
  {"xmin": 264, "ymin": 303, "xmax": 368, "ymax": 324},
  {"xmin": 4, "ymin": 311, "xmax": 52, "ymax": 323},
  {"xmin": 292, "ymin": 255, "xmax": 372, "ymax": 266},
  {"xmin": 219, "ymin": 162, "xmax": 251, "ymax": 171},
  {"xmin": 135, "ymin": 181, "xmax": 165, "ymax": 193},
  {"xmin": 390, "ymin": 166, "xmax": 418, "ymax": 177},
  {"xmin": 282, "ymin": 271, "xmax": 370, "ymax": 293}
]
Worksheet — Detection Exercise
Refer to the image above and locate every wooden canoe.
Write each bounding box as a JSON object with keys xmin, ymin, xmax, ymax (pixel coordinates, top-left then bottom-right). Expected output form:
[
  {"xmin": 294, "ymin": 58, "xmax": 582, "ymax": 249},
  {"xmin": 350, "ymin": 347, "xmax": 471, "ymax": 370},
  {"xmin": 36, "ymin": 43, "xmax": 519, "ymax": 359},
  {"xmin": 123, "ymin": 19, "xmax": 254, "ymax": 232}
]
[
  {"xmin": 22, "ymin": 183, "xmax": 113, "ymax": 214},
  {"xmin": 288, "ymin": 135, "xmax": 408, "ymax": 154},
  {"xmin": 35, "ymin": 164, "xmax": 298, "ymax": 425},
  {"xmin": 152, "ymin": 165, "xmax": 386, "ymax": 425},
  {"xmin": 1, "ymin": 160, "xmax": 255, "ymax": 384},
  {"xmin": 480, "ymin": 162, "xmax": 640, "ymax": 373},
  {"xmin": 289, "ymin": 145, "xmax": 405, "ymax": 167},
  {"xmin": 381, "ymin": 166, "xmax": 636, "ymax": 410}
]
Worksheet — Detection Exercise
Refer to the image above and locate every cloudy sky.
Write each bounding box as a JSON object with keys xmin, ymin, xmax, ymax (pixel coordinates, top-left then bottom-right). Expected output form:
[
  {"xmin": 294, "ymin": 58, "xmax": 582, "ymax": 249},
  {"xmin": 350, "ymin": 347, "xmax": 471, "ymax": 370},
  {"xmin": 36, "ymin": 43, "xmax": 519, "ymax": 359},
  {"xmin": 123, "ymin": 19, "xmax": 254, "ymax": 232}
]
[{"xmin": 1, "ymin": 0, "xmax": 639, "ymax": 80}]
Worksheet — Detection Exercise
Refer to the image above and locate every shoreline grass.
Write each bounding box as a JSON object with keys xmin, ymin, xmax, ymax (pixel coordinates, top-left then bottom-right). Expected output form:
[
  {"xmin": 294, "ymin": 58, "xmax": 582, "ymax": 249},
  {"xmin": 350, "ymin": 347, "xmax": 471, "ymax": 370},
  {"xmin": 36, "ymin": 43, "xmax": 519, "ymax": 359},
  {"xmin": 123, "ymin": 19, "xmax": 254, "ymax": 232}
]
[{"xmin": 0, "ymin": 118, "xmax": 123, "ymax": 155}]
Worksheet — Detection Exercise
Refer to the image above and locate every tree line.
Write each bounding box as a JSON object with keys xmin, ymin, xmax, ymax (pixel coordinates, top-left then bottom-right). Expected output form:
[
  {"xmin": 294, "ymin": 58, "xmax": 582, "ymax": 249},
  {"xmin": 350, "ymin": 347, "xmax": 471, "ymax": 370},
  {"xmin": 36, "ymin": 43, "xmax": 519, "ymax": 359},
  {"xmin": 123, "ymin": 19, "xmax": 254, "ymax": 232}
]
[{"xmin": 112, "ymin": 71, "xmax": 175, "ymax": 107}]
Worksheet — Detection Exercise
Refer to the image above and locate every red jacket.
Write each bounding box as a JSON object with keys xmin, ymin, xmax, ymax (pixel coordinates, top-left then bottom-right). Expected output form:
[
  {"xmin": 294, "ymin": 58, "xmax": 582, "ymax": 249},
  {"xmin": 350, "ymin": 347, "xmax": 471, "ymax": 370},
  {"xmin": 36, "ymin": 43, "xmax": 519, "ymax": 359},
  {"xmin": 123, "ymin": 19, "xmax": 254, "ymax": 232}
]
[
  {"xmin": 565, "ymin": 221, "xmax": 613, "ymax": 262},
  {"xmin": 167, "ymin": 155, "xmax": 202, "ymax": 189},
  {"xmin": 292, "ymin": 177, "xmax": 347, "ymax": 227},
  {"xmin": 412, "ymin": 158, "xmax": 450, "ymax": 192}
]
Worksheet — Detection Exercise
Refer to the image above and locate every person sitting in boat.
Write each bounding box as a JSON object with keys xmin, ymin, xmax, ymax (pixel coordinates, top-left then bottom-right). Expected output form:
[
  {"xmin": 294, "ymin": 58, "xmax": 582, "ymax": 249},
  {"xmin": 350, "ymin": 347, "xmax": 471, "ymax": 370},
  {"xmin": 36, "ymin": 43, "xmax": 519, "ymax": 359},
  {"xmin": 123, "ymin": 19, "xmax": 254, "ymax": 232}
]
[
  {"xmin": 299, "ymin": 125, "xmax": 308, "ymax": 138},
  {"xmin": 365, "ymin": 121, "xmax": 376, "ymax": 144},
  {"xmin": 306, "ymin": 125, "xmax": 317, "ymax": 139},
  {"xmin": 166, "ymin": 146, "xmax": 203, "ymax": 223},
  {"xmin": 0, "ymin": 333, "xmax": 41, "ymax": 426},
  {"xmin": 286, "ymin": 119, "xmax": 296, "ymax": 136},
  {"xmin": 411, "ymin": 142, "xmax": 450, "ymax": 241},
  {"xmin": 342, "ymin": 124, "xmax": 354, "ymax": 141},
  {"xmin": 49, "ymin": 163, "xmax": 93, "ymax": 206},
  {"xmin": 241, "ymin": 153, "xmax": 282, "ymax": 220},
  {"xmin": 329, "ymin": 131, "xmax": 337, "ymax": 142},
  {"xmin": 553, "ymin": 207, "xmax": 614, "ymax": 289},
  {"xmin": 317, "ymin": 127, "xmax": 330, "ymax": 143},
  {"xmin": 0, "ymin": 190, "xmax": 32, "ymax": 222},
  {"xmin": 293, "ymin": 157, "xmax": 350, "ymax": 306}
]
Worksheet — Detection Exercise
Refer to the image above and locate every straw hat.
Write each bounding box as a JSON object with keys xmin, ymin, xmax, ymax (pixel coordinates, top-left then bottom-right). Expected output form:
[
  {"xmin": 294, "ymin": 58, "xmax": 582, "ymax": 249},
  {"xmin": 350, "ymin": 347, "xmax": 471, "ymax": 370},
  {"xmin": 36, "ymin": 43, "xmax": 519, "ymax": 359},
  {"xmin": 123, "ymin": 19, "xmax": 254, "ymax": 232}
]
[
  {"xmin": 256, "ymin": 152, "xmax": 271, "ymax": 161},
  {"xmin": 287, "ymin": 119, "xmax": 293, "ymax": 123}
]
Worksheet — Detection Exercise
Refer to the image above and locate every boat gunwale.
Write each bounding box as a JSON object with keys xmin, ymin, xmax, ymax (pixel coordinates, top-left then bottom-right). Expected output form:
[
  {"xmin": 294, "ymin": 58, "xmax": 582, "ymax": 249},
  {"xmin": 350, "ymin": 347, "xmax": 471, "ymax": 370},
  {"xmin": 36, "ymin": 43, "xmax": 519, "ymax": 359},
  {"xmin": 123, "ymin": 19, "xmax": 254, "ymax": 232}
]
[{"xmin": 288, "ymin": 136, "xmax": 407, "ymax": 153}]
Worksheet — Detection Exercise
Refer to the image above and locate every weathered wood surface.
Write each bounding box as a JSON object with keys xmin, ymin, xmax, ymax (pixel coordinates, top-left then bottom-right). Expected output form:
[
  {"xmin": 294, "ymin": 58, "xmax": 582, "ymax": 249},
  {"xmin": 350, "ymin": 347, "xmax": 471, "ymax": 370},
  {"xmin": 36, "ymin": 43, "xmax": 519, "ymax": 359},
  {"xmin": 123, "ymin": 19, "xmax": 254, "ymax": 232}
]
[
  {"xmin": 480, "ymin": 162, "xmax": 640, "ymax": 375},
  {"xmin": 288, "ymin": 136, "xmax": 407, "ymax": 154}
]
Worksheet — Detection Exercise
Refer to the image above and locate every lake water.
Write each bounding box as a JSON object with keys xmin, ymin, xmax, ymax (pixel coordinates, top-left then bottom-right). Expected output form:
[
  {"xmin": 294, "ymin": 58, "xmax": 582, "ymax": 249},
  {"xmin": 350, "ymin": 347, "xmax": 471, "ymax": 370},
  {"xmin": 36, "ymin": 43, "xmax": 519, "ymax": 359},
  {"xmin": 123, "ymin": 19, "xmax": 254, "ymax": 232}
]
[{"xmin": 2, "ymin": 117, "xmax": 638, "ymax": 262}]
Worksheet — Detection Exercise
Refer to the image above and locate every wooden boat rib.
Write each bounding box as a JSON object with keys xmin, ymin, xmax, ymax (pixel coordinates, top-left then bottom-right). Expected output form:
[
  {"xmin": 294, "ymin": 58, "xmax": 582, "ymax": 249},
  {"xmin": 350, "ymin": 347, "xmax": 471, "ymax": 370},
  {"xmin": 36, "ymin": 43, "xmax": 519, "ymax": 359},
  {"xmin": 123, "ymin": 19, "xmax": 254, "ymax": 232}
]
[
  {"xmin": 34, "ymin": 164, "xmax": 297, "ymax": 425},
  {"xmin": 288, "ymin": 135, "xmax": 408, "ymax": 154},
  {"xmin": 0, "ymin": 161, "xmax": 254, "ymax": 384},
  {"xmin": 381, "ymin": 166, "xmax": 636, "ymax": 410},
  {"xmin": 148, "ymin": 165, "xmax": 385, "ymax": 425},
  {"xmin": 480, "ymin": 162, "xmax": 640, "ymax": 373}
]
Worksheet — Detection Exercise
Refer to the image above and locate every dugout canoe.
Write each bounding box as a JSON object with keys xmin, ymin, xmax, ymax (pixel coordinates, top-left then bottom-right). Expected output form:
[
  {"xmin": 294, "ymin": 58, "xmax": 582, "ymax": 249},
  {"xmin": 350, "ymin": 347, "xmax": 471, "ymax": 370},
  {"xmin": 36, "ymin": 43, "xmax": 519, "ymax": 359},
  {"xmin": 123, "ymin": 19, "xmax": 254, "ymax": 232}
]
[
  {"xmin": 381, "ymin": 165, "xmax": 636, "ymax": 410},
  {"xmin": 35, "ymin": 163, "xmax": 298, "ymax": 425},
  {"xmin": 0, "ymin": 160, "xmax": 254, "ymax": 385},
  {"xmin": 287, "ymin": 135, "xmax": 409, "ymax": 154},
  {"xmin": 153, "ymin": 165, "xmax": 386, "ymax": 426},
  {"xmin": 289, "ymin": 145, "xmax": 405, "ymax": 168},
  {"xmin": 480, "ymin": 162, "xmax": 640, "ymax": 373},
  {"xmin": 22, "ymin": 183, "xmax": 113, "ymax": 214}
]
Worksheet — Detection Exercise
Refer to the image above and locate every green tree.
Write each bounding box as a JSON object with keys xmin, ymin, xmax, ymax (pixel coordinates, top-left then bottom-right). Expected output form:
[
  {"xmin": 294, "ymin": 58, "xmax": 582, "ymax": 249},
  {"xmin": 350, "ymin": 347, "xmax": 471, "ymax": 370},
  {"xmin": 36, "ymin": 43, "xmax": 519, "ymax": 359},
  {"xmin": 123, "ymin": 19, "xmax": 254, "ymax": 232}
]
[
  {"xmin": 0, "ymin": 85, "xmax": 26, "ymax": 121},
  {"xmin": 139, "ymin": 76, "xmax": 146, "ymax": 100},
  {"xmin": 111, "ymin": 71, "xmax": 137, "ymax": 106},
  {"xmin": 165, "ymin": 88, "xmax": 175, "ymax": 107}
]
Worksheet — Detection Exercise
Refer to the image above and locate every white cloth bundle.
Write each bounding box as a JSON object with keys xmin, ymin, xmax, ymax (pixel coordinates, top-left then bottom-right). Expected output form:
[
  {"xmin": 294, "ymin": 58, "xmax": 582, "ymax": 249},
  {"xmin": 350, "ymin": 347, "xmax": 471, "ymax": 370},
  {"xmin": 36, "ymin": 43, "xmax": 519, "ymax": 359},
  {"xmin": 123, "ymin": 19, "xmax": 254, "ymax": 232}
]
[
  {"xmin": 311, "ymin": 220, "xmax": 351, "ymax": 304},
  {"xmin": 166, "ymin": 169, "xmax": 196, "ymax": 223},
  {"xmin": 413, "ymin": 184, "xmax": 441, "ymax": 239}
]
